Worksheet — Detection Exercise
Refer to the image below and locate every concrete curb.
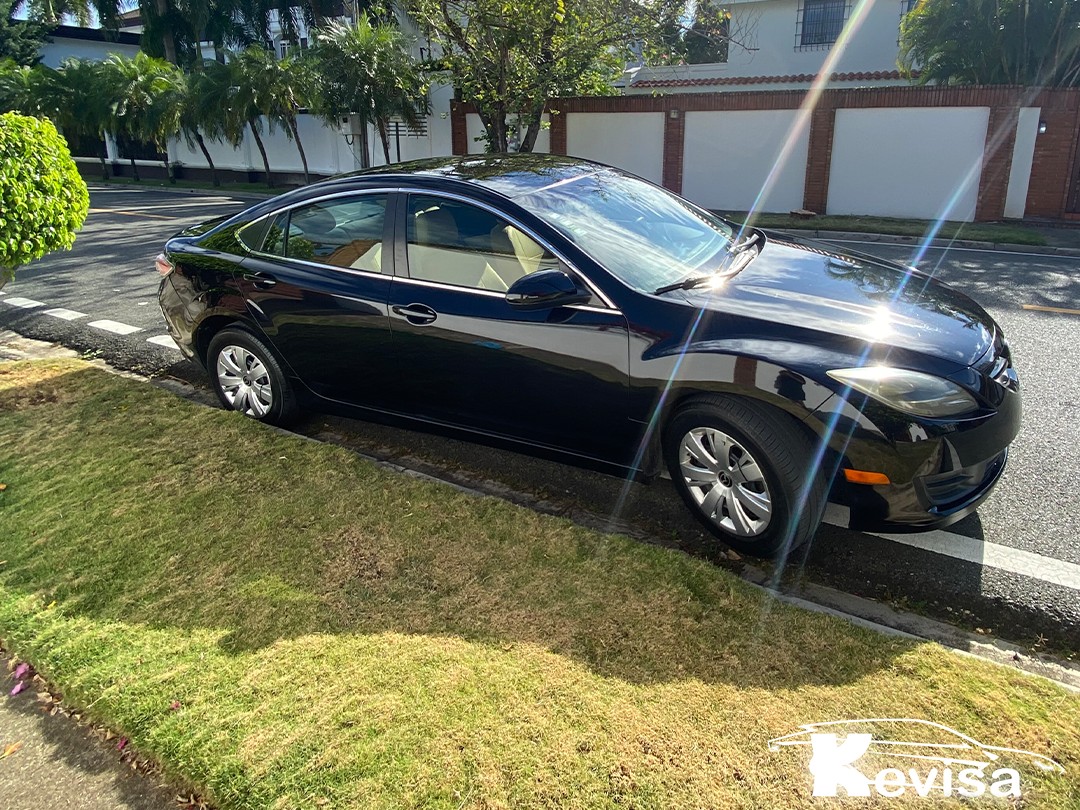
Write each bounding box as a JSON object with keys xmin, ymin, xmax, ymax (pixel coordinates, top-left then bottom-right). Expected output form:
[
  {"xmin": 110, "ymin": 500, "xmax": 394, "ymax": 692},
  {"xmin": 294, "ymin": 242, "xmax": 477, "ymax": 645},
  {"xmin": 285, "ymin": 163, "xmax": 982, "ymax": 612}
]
[
  {"xmin": 86, "ymin": 183, "xmax": 277, "ymax": 203},
  {"xmin": 776, "ymin": 228, "xmax": 1080, "ymax": 257}
]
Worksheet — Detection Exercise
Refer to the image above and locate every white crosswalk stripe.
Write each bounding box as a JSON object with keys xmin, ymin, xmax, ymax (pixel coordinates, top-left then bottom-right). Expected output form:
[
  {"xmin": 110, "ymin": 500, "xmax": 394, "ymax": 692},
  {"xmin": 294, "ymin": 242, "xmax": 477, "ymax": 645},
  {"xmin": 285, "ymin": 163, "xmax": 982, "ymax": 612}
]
[
  {"xmin": 147, "ymin": 335, "xmax": 181, "ymax": 351},
  {"xmin": 88, "ymin": 319, "xmax": 143, "ymax": 335},
  {"xmin": 2, "ymin": 296, "xmax": 45, "ymax": 308},
  {"xmin": 42, "ymin": 308, "xmax": 88, "ymax": 321}
]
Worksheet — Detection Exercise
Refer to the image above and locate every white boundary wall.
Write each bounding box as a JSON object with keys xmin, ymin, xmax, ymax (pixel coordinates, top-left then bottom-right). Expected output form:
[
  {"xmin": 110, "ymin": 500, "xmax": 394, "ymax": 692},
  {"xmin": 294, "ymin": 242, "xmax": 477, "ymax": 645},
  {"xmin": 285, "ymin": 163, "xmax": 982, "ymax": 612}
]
[
  {"xmin": 566, "ymin": 112, "xmax": 665, "ymax": 185},
  {"xmin": 826, "ymin": 107, "xmax": 990, "ymax": 221},
  {"xmin": 682, "ymin": 109, "xmax": 809, "ymax": 212}
]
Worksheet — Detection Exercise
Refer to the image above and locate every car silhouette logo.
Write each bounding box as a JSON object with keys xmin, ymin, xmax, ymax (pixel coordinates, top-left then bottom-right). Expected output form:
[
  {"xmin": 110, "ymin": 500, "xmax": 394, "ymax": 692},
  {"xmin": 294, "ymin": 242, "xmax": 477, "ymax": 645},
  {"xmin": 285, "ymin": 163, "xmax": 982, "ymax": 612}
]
[{"xmin": 768, "ymin": 718, "xmax": 1064, "ymax": 798}]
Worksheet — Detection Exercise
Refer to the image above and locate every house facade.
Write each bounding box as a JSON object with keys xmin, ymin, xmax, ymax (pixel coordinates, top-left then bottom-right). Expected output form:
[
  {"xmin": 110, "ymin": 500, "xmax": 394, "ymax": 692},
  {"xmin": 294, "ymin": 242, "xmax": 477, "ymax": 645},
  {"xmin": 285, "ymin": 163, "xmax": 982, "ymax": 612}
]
[{"xmin": 625, "ymin": 0, "xmax": 914, "ymax": 93}]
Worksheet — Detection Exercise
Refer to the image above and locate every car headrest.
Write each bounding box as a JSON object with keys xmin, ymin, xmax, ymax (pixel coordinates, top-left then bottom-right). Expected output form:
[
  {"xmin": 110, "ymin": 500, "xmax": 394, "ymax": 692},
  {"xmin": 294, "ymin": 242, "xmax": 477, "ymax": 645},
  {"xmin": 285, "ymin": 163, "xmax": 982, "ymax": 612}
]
[
  {"xmin": 415, "ymin": 207, "xmax": 459, "ymax": 248},
  {"xmin": 292, "ymin": 206, "xmax": 337, "ymax": 236}
]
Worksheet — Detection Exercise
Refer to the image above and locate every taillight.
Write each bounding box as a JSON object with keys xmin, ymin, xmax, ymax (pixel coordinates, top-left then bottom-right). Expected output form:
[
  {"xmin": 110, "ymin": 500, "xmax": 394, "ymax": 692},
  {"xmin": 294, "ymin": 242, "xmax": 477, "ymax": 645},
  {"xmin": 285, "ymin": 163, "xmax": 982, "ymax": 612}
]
[{"xmin": 155, "ymin": 253, "xmax": 173, "ymax": 277}]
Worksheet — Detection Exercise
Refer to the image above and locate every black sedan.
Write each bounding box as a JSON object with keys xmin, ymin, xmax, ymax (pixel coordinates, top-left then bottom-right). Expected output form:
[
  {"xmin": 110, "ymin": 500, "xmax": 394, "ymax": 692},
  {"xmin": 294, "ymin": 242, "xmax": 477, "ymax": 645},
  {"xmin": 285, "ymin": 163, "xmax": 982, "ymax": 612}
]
[{"xmin": 157, "ymin": 154, "xmax": 1020, "ymax": 557}]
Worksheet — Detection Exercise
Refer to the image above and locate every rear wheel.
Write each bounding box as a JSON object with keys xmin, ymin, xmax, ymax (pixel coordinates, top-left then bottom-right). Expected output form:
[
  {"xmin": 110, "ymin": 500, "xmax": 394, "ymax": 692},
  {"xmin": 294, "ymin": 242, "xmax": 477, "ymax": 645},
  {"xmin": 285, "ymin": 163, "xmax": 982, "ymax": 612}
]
[
  {"xmin": 664, "ymin": 395, "xmax": 826, "ymax": 558},
  {"xmin": 207, "ymin": 328, "xmax": 299, "ymax": 426}
]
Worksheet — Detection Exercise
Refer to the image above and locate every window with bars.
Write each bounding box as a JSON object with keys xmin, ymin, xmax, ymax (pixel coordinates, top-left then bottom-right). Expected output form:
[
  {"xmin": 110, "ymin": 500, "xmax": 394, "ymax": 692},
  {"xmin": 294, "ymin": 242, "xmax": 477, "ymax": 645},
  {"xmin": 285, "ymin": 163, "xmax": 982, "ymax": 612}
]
[{"xmin": 795, "ymin": 0, "xmax": 849, "ymax": 50}]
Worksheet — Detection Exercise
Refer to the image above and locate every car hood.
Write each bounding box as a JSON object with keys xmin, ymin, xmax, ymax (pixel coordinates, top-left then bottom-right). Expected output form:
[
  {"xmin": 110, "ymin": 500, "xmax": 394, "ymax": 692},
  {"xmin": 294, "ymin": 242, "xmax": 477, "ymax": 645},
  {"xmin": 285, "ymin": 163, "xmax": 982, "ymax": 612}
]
[{"xmin": 678, "ymin": 233, "xmax": 995, "ymax": 367}]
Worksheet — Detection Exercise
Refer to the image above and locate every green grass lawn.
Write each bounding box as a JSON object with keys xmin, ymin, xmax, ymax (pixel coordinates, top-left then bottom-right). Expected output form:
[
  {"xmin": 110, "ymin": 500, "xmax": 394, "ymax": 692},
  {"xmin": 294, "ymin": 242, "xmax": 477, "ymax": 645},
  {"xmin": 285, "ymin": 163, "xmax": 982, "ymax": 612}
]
[
  {"xmin": 723, "ymin": 212, "xmax": 1047, "ymax": 246},
  {"xmin": 0, "ymin": 360, "xmax": 1077, "ymax": 809}
]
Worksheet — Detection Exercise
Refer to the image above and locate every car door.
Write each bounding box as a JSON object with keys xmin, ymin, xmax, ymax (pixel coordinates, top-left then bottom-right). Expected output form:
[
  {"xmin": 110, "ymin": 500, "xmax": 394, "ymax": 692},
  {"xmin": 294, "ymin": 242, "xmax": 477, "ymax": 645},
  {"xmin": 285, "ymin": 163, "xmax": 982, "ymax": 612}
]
[
  {"xmin": 385, "ymin": 191, "xmax": 633, "ymax": 463},
  {"xmin": 236, "ymin": 191, "xmax": 399, "ymax": 407}
]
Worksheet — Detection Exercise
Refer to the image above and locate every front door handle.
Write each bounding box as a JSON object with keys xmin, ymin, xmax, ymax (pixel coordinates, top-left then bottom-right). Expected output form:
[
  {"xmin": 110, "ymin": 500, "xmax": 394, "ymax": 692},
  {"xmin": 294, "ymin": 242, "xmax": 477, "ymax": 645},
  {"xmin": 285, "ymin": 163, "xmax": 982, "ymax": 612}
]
[
  {"xmin": 392, "ymin": 303, "xmax": 438, "ymax": 325},
  {"xmin": 243, "ymin": 271, "xmax": 277, "ymax": 289}
]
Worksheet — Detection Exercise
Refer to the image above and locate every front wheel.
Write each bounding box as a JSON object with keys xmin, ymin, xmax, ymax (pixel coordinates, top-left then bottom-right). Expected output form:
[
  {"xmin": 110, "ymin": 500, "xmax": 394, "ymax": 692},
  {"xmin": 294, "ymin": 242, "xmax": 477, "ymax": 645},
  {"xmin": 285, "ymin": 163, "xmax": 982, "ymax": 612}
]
[
  {"xmin": 207, "ymin": 328, "xmax": 299, "ymax": 426},
  {"xmin": 664, "ymin": 395, "xmax": 826, "ymax": 558}
]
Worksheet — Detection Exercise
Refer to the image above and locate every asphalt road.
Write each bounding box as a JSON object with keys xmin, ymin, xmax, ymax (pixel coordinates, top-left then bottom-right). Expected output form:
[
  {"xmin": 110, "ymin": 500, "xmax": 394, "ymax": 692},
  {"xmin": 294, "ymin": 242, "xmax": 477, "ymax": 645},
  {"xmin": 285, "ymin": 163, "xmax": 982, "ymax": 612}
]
[{"xmin": 2, "ymin": 186, "xmax": 1079, "ymax": 653}]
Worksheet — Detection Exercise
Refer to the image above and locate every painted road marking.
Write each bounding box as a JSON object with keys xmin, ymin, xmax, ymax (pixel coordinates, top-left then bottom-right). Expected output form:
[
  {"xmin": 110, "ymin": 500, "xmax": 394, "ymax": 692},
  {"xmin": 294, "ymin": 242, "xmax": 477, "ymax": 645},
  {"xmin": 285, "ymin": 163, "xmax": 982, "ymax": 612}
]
[
  {"xmin": 823, "ymin": 504, "xmax": 1080, "ymax": 591},
  {"xmin": 1021, "ymin": 303, "xmax": 1080, "ymax": 316},
  {"xmin": 88, "ymin": 319, "xmax": 143, "ymax": 335},
  {"xmin": 147, "ymin": 335, "xmax": 181, "ymax": 351},
  {"xmin": 42, "ymin": 307, "xmax": 87, "ymax": 321},
  {"xmin": 1, "ymin": 297, "xmax": 45, "ymax": 308}
]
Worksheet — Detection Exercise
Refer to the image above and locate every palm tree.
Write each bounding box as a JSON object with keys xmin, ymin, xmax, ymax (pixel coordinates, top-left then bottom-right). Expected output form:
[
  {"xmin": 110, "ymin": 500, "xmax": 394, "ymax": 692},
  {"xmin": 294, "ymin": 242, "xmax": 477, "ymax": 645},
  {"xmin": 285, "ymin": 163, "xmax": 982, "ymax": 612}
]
[
  {"xmin": 0, "ymin": 61, "xmax": 66, "ymax": 120},
  {"xmin": 231, "ymin": 46, "xmax": 312, "ymax": 183},
  {"xmin": 56, "ymin": 59, "xmax": 115, "ymax": 180},
  {"xmin": 180, "ymin": 67, "xmax": 229, "ymax": 187},
  {"xmin": 100, "ymin": 52, "xmax": 184, "ymax": 181},
  {"xmin": 306, "ymin": 16, "xmax": 428, "ymax": 167},
  {"xmin": 203, "ymin": 54, "xmax": 275, "ymax": 187}
]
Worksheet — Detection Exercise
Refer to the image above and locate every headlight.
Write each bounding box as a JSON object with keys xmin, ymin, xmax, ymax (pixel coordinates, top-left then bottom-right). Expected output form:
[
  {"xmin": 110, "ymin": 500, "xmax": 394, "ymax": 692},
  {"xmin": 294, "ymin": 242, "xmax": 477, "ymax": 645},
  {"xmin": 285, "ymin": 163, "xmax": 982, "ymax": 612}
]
[{"xmin": 827, "ymin": 367, "xmax": 978, "ymax": 417}]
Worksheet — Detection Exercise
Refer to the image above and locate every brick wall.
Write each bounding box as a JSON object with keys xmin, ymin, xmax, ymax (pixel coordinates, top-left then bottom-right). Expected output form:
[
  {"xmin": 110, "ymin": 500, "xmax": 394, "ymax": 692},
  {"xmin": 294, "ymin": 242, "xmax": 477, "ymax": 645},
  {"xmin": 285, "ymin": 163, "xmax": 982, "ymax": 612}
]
[{"xmin": 457, "ymin": 86, "xmax": 1080, "ymax": 220}]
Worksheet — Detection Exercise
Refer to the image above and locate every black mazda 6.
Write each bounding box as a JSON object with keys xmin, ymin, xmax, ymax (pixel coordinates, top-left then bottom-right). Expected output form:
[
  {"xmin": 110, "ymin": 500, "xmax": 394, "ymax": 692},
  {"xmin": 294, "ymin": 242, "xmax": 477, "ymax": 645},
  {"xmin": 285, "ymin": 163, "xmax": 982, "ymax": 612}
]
[{"xmin": 157, "ymin": 154, "xmax": 1020, "ymax": 557}]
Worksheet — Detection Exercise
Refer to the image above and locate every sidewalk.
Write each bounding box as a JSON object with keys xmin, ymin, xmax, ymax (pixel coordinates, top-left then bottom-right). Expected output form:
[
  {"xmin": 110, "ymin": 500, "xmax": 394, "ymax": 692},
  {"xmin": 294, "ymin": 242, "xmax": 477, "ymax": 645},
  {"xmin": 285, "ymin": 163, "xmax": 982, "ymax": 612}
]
[{"xmin": 1, "ymin": 657, "xmax": 175, "ymax": 810}]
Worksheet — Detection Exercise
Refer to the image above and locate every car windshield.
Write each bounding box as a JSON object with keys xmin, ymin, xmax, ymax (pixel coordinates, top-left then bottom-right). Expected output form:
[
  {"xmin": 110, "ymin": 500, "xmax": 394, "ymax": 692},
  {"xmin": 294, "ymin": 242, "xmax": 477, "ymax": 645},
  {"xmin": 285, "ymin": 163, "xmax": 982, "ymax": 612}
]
[{"xmin": 513, "ymin": 169, "xmax": 735, "ymax": 292}]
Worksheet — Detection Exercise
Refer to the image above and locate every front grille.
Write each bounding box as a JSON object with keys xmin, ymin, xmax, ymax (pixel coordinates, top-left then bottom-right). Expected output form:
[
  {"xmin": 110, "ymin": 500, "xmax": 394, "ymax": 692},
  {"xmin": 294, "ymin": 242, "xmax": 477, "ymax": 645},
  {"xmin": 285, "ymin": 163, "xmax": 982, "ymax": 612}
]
[{"xmin": 920, "ymin": 450, "xmax": 1007, "ymax": 509}]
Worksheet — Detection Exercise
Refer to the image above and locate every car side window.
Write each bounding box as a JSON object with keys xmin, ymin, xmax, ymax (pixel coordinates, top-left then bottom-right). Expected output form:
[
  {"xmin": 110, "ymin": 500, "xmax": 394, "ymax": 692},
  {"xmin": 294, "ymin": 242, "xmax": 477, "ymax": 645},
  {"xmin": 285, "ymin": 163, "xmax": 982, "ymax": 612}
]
[
  {"xmin": 262, "ymin": 195, "xmax": 388, "ymax": 273},
  {"xmin": 406, "ymin": 195, "xmax": 559, "ymax": 292}
]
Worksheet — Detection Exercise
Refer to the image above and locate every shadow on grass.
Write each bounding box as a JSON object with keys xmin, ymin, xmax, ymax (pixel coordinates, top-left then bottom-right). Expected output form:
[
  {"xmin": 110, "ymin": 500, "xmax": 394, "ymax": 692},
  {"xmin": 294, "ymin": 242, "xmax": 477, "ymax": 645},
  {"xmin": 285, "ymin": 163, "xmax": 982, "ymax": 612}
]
[{"xmin": 0, "ymin": 363, "xmax": 923, "ymax": 692}]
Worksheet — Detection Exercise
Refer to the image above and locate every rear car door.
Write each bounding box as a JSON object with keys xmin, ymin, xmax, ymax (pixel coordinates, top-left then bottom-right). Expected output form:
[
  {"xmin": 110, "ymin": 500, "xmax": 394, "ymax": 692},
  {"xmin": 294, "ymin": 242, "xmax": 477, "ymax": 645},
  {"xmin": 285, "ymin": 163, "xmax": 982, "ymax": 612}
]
[
  {"xmin": 385, "ymin": 192, "xmax": 633, "ymax": 464},
  {"xmin": 237, "ymin": 191, "xmax": 399, "ymax": 407}
]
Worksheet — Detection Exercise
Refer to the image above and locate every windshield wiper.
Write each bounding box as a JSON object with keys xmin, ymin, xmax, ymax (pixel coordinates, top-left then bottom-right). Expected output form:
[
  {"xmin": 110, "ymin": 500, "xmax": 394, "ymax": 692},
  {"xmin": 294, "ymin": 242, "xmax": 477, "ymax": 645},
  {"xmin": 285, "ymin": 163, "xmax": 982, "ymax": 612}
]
[
  {"xmin": 654, "ymin": 274, "xmax": 718, "ymax": 295},
  {"xmin": 654, "ymin": 230, "xmax": 762, "ymax": 295},
  {"xmin": 728, "ymin": 230, "xmax": 760, "ymax": 254}
]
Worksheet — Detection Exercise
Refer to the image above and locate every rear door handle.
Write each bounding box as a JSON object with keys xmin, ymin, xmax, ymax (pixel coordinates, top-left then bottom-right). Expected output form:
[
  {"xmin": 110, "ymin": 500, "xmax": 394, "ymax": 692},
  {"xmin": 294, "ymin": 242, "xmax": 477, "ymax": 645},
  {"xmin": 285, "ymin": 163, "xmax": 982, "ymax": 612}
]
[
  {"xmin": 392, "ymin": 303, "xmax": 438, "ymax": 325},
  {"xmin": 243, "ymin": 271, "xmax": 277, "ymax": 289}
]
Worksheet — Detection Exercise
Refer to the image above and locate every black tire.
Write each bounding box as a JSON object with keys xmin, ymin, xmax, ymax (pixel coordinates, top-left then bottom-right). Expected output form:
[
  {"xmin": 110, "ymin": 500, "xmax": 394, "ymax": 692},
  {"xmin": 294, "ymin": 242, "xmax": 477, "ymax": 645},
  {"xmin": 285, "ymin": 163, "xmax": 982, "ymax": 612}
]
[
  {"xmin": 663, "ymin": 394, "xmax": 827, "ymax": 558},
  {"xmin": 207, "ymin": 327, "xmax": 299, "ymax": 426}
]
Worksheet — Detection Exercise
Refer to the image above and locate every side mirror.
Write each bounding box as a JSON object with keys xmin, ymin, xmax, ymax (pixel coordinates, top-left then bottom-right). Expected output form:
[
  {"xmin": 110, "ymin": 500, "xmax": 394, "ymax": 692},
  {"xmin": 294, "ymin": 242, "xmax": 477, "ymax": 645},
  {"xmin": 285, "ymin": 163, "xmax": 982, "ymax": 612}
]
[{"xmin": 506, "ymin": 268, "xmax": 591, "ymax": 310}]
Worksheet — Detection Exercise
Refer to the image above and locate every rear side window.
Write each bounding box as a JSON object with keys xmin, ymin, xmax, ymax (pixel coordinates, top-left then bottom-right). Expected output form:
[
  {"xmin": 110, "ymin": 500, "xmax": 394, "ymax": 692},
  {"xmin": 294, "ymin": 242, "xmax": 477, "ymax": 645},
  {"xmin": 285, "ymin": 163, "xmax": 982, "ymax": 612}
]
[
  {"xmin": 237, "ymin": 216, "xmax": 272, "ymax": 252},
  {"xmin": 253, "ymin": 195, "xmax": 388, "ymax": 273}
]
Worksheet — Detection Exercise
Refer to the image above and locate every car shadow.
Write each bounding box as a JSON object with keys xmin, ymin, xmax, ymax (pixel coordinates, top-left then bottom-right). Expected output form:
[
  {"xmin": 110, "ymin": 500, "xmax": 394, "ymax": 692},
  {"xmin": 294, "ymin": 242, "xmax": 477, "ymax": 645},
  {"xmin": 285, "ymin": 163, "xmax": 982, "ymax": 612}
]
[{"xmin": 0, "ymin": 366, "xmax": 922, "ymax": 690}]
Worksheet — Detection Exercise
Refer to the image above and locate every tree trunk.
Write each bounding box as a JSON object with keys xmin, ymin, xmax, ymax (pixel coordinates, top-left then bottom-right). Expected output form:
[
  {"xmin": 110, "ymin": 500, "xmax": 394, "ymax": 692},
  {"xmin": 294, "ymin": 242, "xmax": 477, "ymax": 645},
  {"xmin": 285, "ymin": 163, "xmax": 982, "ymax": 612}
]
[
  {"xmin": 377, "ymin": 118, "xmax": 391, "ymax": 165},
  {"xmin": 98, "ymin": 141, "xmax": 109, "ymax": 181},
  {"xmin": 155, "ymin": 0, "xmax": 178, "ymax": 63},
  {"xmin": 129, "ymin": 155, "xmax": 140, "ymax": 182},
  {"xmin": 287, "ymin": 117, "xmax": 310, "ymax": 183},
  {"xmin": 358, "ymin": 124, "xmax": 370, "ymax": 169},
  {"xmin": 249, "ymin": 121, "xmax": 273, "ymax": 187},
  {"xmin": 479, "ymin": 108, "xmax": 508, "ymax": 153},
  {"xmin": 519, "ymin": 110, "xmax": 545, "ymax": 153},
  {"xmin": 195, "ymin": 132, "xmax": 219, "ymax": 186}
]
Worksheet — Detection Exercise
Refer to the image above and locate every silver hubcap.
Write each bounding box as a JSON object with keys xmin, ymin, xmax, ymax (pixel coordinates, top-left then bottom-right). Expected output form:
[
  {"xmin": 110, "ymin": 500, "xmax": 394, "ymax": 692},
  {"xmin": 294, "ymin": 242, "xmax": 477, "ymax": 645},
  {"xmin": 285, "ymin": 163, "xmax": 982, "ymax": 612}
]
[
  {"xmin": 679, "ymin": 427, "xmax": 772, "ymax": 537},
  {"xmin": 216, "ymin": 345, "xmax": 273, "ymax": 418}
]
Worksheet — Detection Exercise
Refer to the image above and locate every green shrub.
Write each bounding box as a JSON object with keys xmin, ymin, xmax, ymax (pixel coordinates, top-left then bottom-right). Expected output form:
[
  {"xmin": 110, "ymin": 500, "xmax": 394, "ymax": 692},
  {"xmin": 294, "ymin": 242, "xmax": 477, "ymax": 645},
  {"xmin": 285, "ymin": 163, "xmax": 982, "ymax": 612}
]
[{"xmin": 0, "ymin": 112, "xmax": 89, "ymax": 283}]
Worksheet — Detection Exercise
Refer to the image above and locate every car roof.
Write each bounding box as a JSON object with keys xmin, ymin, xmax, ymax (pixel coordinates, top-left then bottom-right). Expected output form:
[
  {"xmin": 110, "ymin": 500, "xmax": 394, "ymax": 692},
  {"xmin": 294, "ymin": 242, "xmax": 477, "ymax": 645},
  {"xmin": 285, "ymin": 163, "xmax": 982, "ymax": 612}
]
[{"xmin": 329, "ymin": 154, "xmax": 611, "ymax": 199}]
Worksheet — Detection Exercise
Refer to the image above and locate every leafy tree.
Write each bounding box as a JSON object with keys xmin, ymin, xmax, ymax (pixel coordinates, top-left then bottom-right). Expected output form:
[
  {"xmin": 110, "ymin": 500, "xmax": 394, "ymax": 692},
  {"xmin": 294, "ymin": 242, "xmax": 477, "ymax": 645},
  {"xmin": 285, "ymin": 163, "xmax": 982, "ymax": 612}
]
[
  {"xmin": 0, "ymin": 0, "xmax": 47, "ymax": 65},
  {"xmin": 0, "ymin": 60, "xmax": 66, "ymax": 118},
  {"xmin": 231, "ymin": 45, "xmax": 312, "ymax": 182},
  {"xmin": 683, "ymin": 1, "xmax": 731, "ymax": 64},
  {"xmin": 101, "ymin": 51, "xmax": 184, "ymax": 181},
  {"xmin": 900, "ymin": 0, "xmax": 1080, "ymax": 87},
  {"xmin": 407, "ymin": 0, "xmax": 638, "ymax": 152},
  {"xmin": 306, "ymin": 16, "xmax": 427, "ymax": 166},
  {"xmin": 0, "ymin": 112, "xmax": 89, "ymax": 286}
]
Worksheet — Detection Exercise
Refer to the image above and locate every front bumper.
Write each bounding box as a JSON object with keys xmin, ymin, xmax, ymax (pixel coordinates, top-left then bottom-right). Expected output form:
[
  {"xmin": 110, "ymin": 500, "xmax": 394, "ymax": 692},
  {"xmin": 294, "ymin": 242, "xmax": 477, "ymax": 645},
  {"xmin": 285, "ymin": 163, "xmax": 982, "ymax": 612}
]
[{"xmin": 809, "ymin": 375, "xmax": 1020, "ymax": 533}]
